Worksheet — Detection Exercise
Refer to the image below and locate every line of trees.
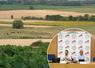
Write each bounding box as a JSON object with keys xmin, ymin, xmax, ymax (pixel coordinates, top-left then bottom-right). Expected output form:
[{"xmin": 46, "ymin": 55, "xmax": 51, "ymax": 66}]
[
  {"xmin": 22, "ymin": 16, "xmax": 44, "ymax": 20},
  {"xmin": 45, "ymin": 14, "xmax": 95, "ymax": 21},
  {"xmin": 21, "ymin": 14, "xmax": 95, "ymax": 21}
]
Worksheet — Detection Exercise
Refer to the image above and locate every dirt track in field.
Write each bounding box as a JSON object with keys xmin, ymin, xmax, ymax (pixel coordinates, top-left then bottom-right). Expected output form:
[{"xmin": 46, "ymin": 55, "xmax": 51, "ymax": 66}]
[
  {"xmin": 0, "ymin": 23, "xmax": 54, "ymax": 28},
  {"xmin": 0, "ymin": 10, "xmax": 94, "ymax": 19},
  {"xmin": 0, "ymin": 36, "xmax": 95, "ymax": 46},
  {"xmin": 0, "ymin": 39, "xmax": 51, "ymax": 46}
]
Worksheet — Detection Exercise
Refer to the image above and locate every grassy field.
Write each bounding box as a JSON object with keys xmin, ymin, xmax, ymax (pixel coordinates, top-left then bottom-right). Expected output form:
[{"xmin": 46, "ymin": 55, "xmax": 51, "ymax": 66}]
[
  {"xmin": 33, "ymin": 4, "xmax": 95, "ymax": 13},
  {"xmin": 27, "ymin": 21, "xmax": 95, "ymax": 27},
  {"xmin": 0, "ymin": 26, "xmax": 64, "ymax": 39},
  {"xmin": 0, "ymin": 4, "xmax": 95, "ymax": 13},
  {"xmin": 0, "ymin": 22, "xmax": 95, "ymax": 39},
  {"xmin": 0, "ymin": 20, "xmax": 95, "ymax": 39},
  {"xmin": 0, "ymin": 5, "xmax": 30, "ymax": 10},
  {"xmin": 0, "ymin": 20, "xmax": 95, "ymax": 26}
]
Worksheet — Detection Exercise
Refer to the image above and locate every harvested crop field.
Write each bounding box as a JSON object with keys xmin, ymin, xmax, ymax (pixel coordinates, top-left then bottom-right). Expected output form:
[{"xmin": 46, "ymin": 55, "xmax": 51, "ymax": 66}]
[
  {"xmin": 0, "ymin": 39, "xmax": 51, "ymax": 46},
  {"xmin": 0, "ymin": 10, "xmax": 94, "ymax": 19}
]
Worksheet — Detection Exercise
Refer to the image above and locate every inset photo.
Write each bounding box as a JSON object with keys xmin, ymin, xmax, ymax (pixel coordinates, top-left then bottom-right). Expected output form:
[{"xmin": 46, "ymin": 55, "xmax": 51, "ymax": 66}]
[{"xmin": 47, "ymin": 28, "xmax": 95, "ymax": 68}]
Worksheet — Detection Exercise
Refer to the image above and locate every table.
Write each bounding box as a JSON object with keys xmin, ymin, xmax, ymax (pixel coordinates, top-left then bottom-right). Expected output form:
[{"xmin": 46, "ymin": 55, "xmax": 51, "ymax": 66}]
[{"xmin": 49, "ymin": 63, "xmax": 95, "ymax": 68}]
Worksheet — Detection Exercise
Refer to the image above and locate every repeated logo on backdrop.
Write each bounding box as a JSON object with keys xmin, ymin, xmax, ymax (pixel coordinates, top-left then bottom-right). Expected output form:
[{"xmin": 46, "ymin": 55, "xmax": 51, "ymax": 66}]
[{"xmin": 58, "ymin": 31, "xmax": 91, "ymax": 63}]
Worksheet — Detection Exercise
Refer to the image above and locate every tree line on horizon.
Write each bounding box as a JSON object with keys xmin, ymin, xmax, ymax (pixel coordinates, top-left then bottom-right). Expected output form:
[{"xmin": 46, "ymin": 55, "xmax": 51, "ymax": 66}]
[
  {"xmin": 21, "ymin": 14, "xmax": 95, "ymax": 21},
  {"xmin": 0, "ymin": 0, "xmax": 95, "ymax": 6}
]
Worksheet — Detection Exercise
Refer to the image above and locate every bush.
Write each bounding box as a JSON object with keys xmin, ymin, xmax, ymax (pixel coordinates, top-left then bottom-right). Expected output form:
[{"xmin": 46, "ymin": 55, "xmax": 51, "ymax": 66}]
[
  {"xmin": 30, "ymin": 40, "xmax": 43, "ymax": 47},
  {"xmin": 22, "ymin": 16, "xmax": 44, "ymax": 20},
  {"xmin": 83, "ymin": 14, "xmax": 90, "ymax": 21},
  {"xmin": 12, "ymin": 20, "xmax": 24, "ymax": 29},
  {"xmin": 0, "ymin": 42, "xmax": 49, "ymax": 68},
  {"xmin": 32, "ymin": 17, "xmax": 44, "ymax": 20},
  {"xmin": 45, "ymin": 15, "xmax": 63, "ymax": 21},
  {"xmin": 23, "ymin": 16, "xmax": 32, "ymax": 20},
  {"xmin": 29, "ymin": 6, "xmax": 34, "ymax": 10},
  {"xmin": 68, "ymin": 15, "xmax": 77, "ymax": 21},
  {"xmin": 90, "ymin": 15, "xmax": 95, "ymax": 21}
]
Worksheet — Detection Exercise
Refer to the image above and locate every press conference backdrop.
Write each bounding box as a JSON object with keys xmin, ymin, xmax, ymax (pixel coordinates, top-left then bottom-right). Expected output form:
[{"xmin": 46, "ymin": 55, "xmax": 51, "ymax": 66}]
[{"xmin": 58, "ymin": 31, "xmax": 91, "ymax": 63}]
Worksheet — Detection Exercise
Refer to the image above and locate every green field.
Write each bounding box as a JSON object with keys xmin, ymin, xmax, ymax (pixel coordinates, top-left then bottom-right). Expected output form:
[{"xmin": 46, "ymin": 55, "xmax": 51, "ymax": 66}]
[
  {"xmin": 0, "ymin": 26, "xmax": 64, "ymax": 39},
  {"xmin": 0, "ymin": 20, "xmax": 95, "ymax": 39},
  {"xmin": 0, "ymin": 21, "xmax": 95, "ymax": 39},
  {"xmin": 0, "ymin": 5, "xmax": 30, "ymax": 10},
  {"xmin": 27, "ymin": 21, "xmax": 95, "ymax": 27},
  {"xmin": 1, "ymin": 21, "xmax": 95, "ymax": 26},
  {"xmin": 0, "ymin": 42, "xmax": 49, "ymax": 68},
  {"xmin": 0, "ymin": 4, "xmax": 95, "ymax": 13},
  {"xmin": 33, "ymin": 4, "xmax": 95, "ymax": 13}
]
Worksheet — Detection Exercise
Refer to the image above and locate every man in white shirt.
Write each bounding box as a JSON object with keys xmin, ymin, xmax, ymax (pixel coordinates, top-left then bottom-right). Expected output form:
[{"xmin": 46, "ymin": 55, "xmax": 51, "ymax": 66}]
[
  {"xmin": 78, "ymin": 50, "xmax": 85, "ymax": 62},
  {"xmin": 62, "ymin": 50, "xmax": 72, "ymax": 63}
]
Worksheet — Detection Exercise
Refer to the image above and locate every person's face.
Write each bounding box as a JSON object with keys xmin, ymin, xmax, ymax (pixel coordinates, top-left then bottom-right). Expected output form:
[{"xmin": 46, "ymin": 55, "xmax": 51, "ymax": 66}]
[
  {"xmin": 80, "ymin": 50, "xmax": 83, "ymax": 55},
  {"xmin": 65, "ymin": 50, "xmax": 68, "ymax": 56}
]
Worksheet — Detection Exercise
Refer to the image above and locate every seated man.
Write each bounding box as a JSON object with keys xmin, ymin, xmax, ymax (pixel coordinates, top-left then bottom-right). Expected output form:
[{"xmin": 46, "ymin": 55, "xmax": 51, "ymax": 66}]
[
  {"xmin": 78, "ymin": 50, "xmax": 85, "ymax": 62},
  {"xmin": 62, "ymin": 50, "xmax": 72, "ymax": 63},
  {"xmin": 62, "ymin": 50, "xmax": 78, "ymax": 63}
]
